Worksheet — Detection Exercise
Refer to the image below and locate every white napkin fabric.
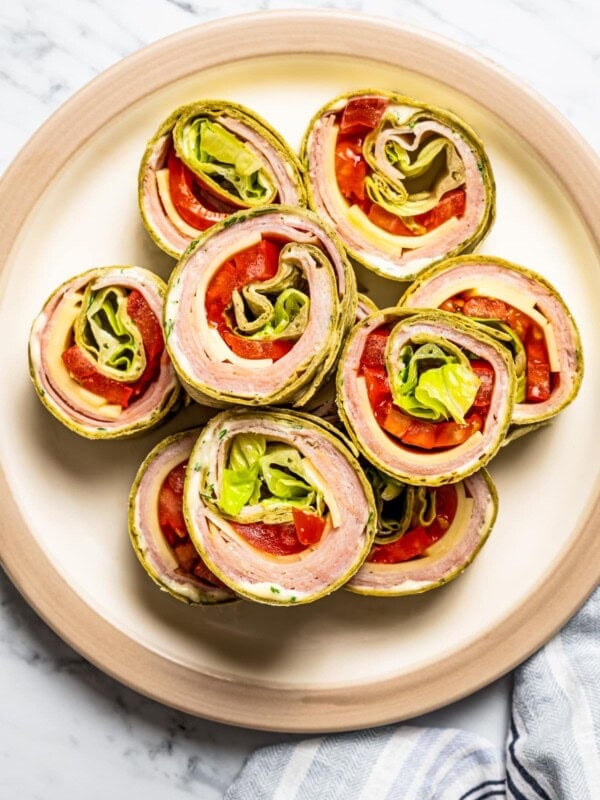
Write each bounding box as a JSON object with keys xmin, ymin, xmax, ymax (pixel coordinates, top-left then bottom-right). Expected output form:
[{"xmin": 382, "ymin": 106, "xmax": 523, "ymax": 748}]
[{"xmin": 225, "ymin": 588, "xmax": 600, "ymax": 800}]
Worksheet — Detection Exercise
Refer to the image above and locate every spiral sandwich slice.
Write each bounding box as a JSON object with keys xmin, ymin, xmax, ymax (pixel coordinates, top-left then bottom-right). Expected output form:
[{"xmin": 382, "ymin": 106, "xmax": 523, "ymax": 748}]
[
  {"xmin": 165, "ymin": 206, "xmax": 357, "ymax": 408},
  {"xmin": 129, "ymin": 430, "xmax": 236, "ymax": 604},
  {"xmin": 337, "ymin": 308, "xmax": 515, "ymax": 485},
  {"xmin": 400, "ymin": 255, "xmax": 583, "ymax": 425},
  {"xmin": 347, "ymin": 467, "xmax": 497, "ymax": 596},
  {"xmin": 302, "ymin": 90, "xmax": 494, "ymax": 281},
  {"xmin": 139, "ymin": 101, "xmax": 307, "ymax": 257},
  {"xmin": 183, "ymin": 409, "xmax": 376, "ymax": 605},
  {"xmin": 29, "ymin": 266, "xmax": 180, "ymax": 438}
]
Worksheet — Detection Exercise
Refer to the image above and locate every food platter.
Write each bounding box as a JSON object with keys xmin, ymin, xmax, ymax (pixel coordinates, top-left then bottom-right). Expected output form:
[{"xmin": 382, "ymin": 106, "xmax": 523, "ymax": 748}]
[{"xmin": 1, "ymin": 10, "xmax": 599, "ymax": 732}]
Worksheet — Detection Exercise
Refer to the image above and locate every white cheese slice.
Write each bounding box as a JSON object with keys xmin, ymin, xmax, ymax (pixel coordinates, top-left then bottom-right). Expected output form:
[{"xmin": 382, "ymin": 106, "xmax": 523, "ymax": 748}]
[
  {"xmin": 347, "ymin": 204, "xmax": 461, "ymax": 252},
  {"xmin": 300, "ymin": 457, "xmax": 342, "ymax": 529}
]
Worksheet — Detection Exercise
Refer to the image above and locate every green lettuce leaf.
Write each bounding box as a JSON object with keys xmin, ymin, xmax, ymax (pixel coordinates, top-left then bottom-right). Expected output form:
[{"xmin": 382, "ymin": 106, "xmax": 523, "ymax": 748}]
[
  {"xmin": 363, "ymin": 120, "xmax": 465, "ymax": 220},
  {"xmin": 259, "ymin": 447, "xmax": 315, "ymax": 500},
  {"xmin": 367, "ymin": 465, "xmax": 438, "ymax": 544},
  {"xmin": 391, "ymin": 343, "xmax": 480, "ymax": 424},
  {"xmin": 74, "ymin": 286, "xmax": 146, "ymax": 382},
  {"xmin": 176, "ymin": 118, "xmax": 275, "ymax": 206},
  {"xmin": 220, "ymin": 465, "xmax": 260, "ymax": 516},
  {"xmin": 228, "ymin": 433, "xmax": 266, "ymax": 471},
  {"xmin": 414, "ymin": 363, "xmax": 480, "ymax": 425},
  {"xmin": 216, "ymin": 437, "xmax": 324, "ymax": 520},
  {"xmin": 231, "ymin": 243, "xmax": 315, "ymax": 342}
]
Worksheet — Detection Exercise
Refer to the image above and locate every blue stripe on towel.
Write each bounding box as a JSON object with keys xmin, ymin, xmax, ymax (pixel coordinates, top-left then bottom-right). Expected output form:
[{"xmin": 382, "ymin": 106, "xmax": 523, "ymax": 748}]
[
  {"xmin": 507, "ymin": 716, "xmax": 552, "ymax": 800},
  {"xmin": 459, "ymin": 780, "xmax": 507, "ymax": 800}
]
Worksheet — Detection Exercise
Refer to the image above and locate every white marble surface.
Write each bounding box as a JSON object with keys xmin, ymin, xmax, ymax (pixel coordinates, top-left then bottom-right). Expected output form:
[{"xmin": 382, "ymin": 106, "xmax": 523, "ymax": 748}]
[{"xmin": 0, "ymin": 1, "xmax": 598, "ymax": 797}]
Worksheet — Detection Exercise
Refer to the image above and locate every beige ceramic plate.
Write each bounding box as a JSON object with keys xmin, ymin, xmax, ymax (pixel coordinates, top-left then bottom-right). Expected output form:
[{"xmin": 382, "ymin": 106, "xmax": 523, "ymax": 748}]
[{"xmin": 1, "ymin": 11, "xmax": 599, "ymax": 732}]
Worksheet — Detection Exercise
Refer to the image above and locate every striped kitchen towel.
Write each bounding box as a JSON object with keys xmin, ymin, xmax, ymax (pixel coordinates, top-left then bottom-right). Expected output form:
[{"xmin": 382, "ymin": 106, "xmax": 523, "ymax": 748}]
[{"xmin": 225, "ymin": 587, "xmax": 599, "ymax": 800}]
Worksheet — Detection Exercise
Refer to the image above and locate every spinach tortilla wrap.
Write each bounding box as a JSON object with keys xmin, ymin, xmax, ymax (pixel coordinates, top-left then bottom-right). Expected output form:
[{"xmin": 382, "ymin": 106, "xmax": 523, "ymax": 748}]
[
  {"xmin": 302, "ymin": 90, "xmax": 494, "ymax": 281},
  {"xmin": 347, "ymin": 467, "xmax": 497, "ymax": 596},
  {"xmin": 29, "ymin": 266, "xmax": 180, "ymax": 439},
  {"xmin": 182, "ymin": 409, "xmax": 376, "ymax": 605},
  {"xmin": 164, "ymin": 206, "xmax": 357, "ymax": 408},
  {"xmin": 139, "ymin": 101, "xmax": 307, "ymax": 258}
]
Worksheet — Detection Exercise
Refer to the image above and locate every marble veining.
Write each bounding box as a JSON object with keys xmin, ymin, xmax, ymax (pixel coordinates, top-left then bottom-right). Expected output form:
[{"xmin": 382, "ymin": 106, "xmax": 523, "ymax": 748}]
[{"xmin": 0, "ymin": 1, "xmax": 597, "ymax": 797}]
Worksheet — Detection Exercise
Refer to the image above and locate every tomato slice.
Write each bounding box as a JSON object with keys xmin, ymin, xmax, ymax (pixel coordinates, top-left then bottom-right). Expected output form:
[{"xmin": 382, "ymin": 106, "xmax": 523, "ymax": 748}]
[
  {"xmin": 220, "ymin": 329, "xmax": 294, "ymax": 361},
  {"xmin": 458, "ymin": 292, "xmax": 551, "ymax": 404},
  {"xmin": 359, "ymin": 327, "xmax": 391, "ymax": 370},
  {"xmin": 414, "ymin": 188, "xmax": 466, "ymax": 231},
  {"xmin": 367, "ymin": 526, "xmax": 431, "ymax": 563},
  {"xmin": 470, "ymin": 361, "xmax": 495, "ymax": 409},
  {"xmin": 156, "ymin": 461, "xmax": 227, "ymax": 587},
  {"xmin": 233, "ymin": 238, "xmax": 281, "ymax": 283},
  {"xmin": 382, "ymin": 406, "xmax": 413, "ymax": 439},
  {"xmin": 232, "ymin": 521, "xmax": 307, "ymax": 556},
  {"xmin": 433, "ymin": 414, "xmax": 483, "ymax": 448},
  {"xmin": 61, "ymin": 346, "xmax": 135, "ymax": 407},
  {"xmin": 335, "ymin": 137, "xmax": 368, "ymax": 204},
  {"xmin": 126, "ymin": 290, "xmax": 164, "ymax": 399},
  {"xmin": 362, "ymin": 366, "xmax": 393, "ymax": 424},
  {"xmin": 167, "ymin": 462, "xmax": 186, "ymax": 494},
  {"xmin": 127, "ymin": 290, "xmax": 164, "ymax": 364},
  {"xmin": 368, "ymin": 203, "xmax": 414, "ymax": 236},
  {"xmin": 525, "ymin": 323, "xmax": 551, "ymax": 402},
  {"xmin": 401, "ymin": 418, "xmax": 438, "ymax": 449},
  {"xmin": 292, "ymin": 509, "xmax": 326, "ymax": 545},
  {"xmin": 167, "ymin": 149, "xmax": 231, "ymax": 230},
  {"xmin": 462, "ymin": 296, "xmax": 509, "ymax": 320},
  {"xmin": 526, "ymin": 362, "xmax": 551, "ymax": 402},
  {"xmin": 158, "ymin": 463, "xmax": 188, "ymax": 546},
  {"xmin": 172, "ymin": 541, "xmax": 198, "ymax": 573},
  {"xmin": 205, "ymin": 260, "xmax": 239, "ymax": 323},
  {"xmin": 339, "ymin": 97, "xmax": 388, "ymax": 134},
  {"xmin": 506, "ymin": 307, "xmax": 531, "ymax": 341},
  {"xmin": 439, "ymin": 296, "xmax": 465, "ymax": 313},
  {"xmin": 204, "ymin": 239, "xmax": 292, "ymax": 361},
  {"xmin": 367, "ymin": 485, "xmax": 458, "ymax": 563},
  {"xmin": 434, "ymin": 484, "xmax": 459, "ymax": 531}
]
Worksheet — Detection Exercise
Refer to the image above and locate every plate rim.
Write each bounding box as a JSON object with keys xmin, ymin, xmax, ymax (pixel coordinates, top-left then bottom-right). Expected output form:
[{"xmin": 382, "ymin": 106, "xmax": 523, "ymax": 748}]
[{"xmin": 1, "ymin": 9, "xmax": 600, "ymax": 732}]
